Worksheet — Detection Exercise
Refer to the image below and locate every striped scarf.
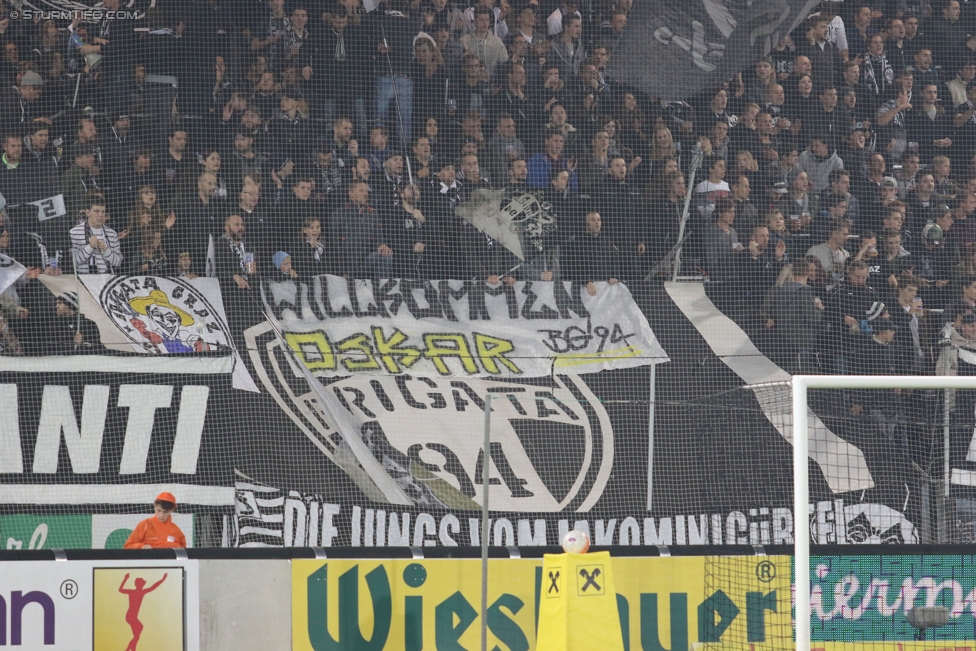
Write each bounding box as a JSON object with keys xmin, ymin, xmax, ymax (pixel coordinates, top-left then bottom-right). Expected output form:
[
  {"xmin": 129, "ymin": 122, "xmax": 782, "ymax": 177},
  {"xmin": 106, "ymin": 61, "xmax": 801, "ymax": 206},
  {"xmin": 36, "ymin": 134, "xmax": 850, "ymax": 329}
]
[{"xmin": 862, "ymin": 52, "xmax": 893, "ymax": 95}]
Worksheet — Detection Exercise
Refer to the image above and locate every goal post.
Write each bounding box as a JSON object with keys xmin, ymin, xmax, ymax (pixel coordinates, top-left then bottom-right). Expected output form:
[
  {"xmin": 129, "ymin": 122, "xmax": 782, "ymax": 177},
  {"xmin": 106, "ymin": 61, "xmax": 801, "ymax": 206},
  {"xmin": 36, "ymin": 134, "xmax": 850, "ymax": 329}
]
[{"xmin": 791, "ymin": 374, "xmax": 976, "ymax": 651}]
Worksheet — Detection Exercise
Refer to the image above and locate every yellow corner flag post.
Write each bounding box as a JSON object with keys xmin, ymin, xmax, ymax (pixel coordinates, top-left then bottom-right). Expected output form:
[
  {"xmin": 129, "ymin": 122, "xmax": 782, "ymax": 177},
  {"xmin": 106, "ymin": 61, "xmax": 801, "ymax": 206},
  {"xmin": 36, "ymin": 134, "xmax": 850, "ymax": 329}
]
[{"xmin": 537, "ymin": 551, "xmax": 626, "ymax": 651}]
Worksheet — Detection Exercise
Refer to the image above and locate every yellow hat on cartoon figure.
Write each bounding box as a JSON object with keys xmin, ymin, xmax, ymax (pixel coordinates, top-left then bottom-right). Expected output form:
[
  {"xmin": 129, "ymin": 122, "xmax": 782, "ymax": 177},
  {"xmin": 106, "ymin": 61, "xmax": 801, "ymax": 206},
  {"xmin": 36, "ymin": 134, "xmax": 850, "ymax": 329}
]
[{"xmin": 129, "ymin": 289, "xmax": 194, "ymax": 326}]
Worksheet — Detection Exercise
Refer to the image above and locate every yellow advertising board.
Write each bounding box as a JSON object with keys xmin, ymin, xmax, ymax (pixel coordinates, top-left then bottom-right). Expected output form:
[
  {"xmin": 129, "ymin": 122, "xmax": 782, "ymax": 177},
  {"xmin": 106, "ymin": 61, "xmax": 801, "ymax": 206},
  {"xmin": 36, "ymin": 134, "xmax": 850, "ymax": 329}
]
[
  {"xmin": 536, "ymin": 551, "xmax": 625, "ymax": 651},
  {"xmin": 292, "ymin": 555, "xmax": 794, "ymax": 650},
  {"xmin": 93, "ymin": 567, "xmax": 186, "ymax": 651}
]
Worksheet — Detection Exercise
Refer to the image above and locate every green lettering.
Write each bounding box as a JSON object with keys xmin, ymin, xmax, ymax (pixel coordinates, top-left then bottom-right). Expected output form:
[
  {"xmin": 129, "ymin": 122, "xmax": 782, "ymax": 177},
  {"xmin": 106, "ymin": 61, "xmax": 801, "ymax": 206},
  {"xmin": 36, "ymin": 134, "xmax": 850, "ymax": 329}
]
[
  {"xmin": 304, "ymin": 564, "xmax": 392, "ymax": 651},
  {"xmin": 640, "ymin": 593, "xmax": 688, "ymax": 651},
  {"xmin": 406, "ymin": 595, "xmax": 423, "ymax": 651},
  {"xmin": 534, "ymin": 566, "xmax": 542, "ymax": 636},
  {"xmin": 487, "ymin": 594, "xmax": 529, "ymax": 651},
  {"xmin": 698, "ymin": 590, "xmax": 739, "ymax": 644},
  {"xmin": 746, "ymin": 590, "xmax": 777, "ymax": 643},
  {"xmin": 617, "ymin": 594, "xmax": 630, "ymax": 651},
  {"xmin": 306, "ymin": 565, "xmax": 339, "ymax": 651},
  {"xmin": 435, "ymin": 591, "xmax": 477, "ymax": 650}
]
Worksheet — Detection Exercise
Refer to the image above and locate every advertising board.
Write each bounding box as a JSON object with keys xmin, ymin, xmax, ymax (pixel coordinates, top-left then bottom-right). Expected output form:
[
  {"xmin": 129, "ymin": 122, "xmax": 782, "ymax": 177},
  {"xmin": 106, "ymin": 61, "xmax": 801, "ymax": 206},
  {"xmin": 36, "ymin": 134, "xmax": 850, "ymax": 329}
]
[
  {"xmin": 292, "ymin": 555, "xmax": 793, "ymax": 651},
  {"xmin": 293, "ymin": 555, "xmax": 976, "ymax": 650},
  {"xmin": 0, "ymin": 559, "xmax": 199, "ymax": 651}
]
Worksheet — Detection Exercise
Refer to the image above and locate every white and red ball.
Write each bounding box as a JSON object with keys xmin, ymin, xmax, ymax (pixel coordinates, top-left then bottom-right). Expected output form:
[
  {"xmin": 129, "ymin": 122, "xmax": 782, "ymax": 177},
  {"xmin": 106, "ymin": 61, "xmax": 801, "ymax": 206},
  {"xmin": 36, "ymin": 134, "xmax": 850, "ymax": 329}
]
[{"xmin": 561, "ymin": 529, "xmax": 590, "ymax": 554}]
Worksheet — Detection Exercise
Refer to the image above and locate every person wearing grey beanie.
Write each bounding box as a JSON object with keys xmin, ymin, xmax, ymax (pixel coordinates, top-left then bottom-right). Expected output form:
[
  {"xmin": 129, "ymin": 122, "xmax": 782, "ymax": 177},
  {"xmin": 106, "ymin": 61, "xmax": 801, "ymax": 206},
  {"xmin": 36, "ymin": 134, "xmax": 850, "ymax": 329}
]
[{"xmin": 0, "ymin": 69, "xmax": 48, "ymax": 137}]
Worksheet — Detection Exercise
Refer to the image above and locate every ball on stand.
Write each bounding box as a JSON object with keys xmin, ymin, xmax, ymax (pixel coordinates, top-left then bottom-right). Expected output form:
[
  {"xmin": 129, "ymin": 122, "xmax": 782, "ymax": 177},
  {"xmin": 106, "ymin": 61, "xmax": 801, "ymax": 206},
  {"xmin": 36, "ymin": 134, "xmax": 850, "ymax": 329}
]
[{"xmin": 561, "ymin": 530, "xmax": 590, "ymax": 554}]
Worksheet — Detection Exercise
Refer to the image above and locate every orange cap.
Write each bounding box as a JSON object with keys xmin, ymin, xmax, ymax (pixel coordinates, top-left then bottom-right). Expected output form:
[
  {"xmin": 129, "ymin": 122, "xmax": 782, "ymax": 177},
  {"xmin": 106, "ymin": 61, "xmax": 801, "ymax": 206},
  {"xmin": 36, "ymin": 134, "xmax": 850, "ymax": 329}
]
[{"xmin": 155, "ymin": 491, "xmax": 177, "ymax": 506}]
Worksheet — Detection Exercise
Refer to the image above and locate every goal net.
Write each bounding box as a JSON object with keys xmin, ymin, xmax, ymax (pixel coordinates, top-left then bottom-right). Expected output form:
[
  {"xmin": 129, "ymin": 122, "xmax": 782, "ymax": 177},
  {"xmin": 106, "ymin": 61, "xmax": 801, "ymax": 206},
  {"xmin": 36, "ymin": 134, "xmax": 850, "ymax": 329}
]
[{"xmin": 697, "ymin": 375, "xmax": 976, "ymax": 651}]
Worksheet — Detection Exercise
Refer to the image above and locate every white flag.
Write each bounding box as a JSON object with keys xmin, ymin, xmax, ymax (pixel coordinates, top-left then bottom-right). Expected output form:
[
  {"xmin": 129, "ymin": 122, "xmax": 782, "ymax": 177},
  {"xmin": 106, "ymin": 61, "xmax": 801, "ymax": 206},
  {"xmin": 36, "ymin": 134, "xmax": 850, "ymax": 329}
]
[
  {"xmin": 0, "ymin": 254, "xmax": 26, "ymax": 296},
  {"xmin": 27, "ymin": 195, "xmax": 67, "ymax": 222}
]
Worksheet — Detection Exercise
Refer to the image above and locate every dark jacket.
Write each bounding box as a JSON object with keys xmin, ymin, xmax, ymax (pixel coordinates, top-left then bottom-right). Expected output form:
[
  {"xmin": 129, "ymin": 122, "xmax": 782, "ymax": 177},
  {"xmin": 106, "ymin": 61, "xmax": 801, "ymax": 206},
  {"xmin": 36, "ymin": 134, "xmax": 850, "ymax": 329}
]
[
  {"xmin": 291, "ymin": 236, "xmax": 332, "ymax": 280},
  {"xmin": 0, "ymin": 89, "xmax": 46, "ymax": 137},
  {"xmin": 825, "ymin": 281, "xmax": 881, "ymax": 353},
  {"xmin": 561, "ymin": 231, "xmax": 619, "ymax": 282},
  {"xmin": 906, "ymin": 106, "xmax": 954, "ymax": 163},
  {"xmin": 330, "ymin": 202, "xmax": 386, "ymax": 276},
  {"xmin": 45, "ymin": 314, "xmax": 104, "ymax": 355},
  {"xmin": 95, "ymin": 14, "xmax": 140, "ymax": 77},
  {"xmin": 383, "ymin": 204, "xmax": 428, "ymax": 279},
  {"xmin": 369, "ymin": 10, "xmax": 416, "ymax": 77},
  {"xmin": 797, "ymin": 41, "xmax": 842, "ymax": 89},
  {"xmin": 265, "ymin": 111, "xmax": 312, "ymax": 160},
  {"xmin": 60, "ymin": 165, "xmax": 101, "ymax": 220},
  {"xmin": 170, "ymin": 196, "xmax": 222, "ymax": 277},
  {"xmin": 598, "ymin": 178, "xmax": 646, "ymax": 246},
  {"xmin": 312, "ymin": 25, "xmax": 369, "ymax": 97},
  {"xmin": 764, "ymin": 281, "xmax": 823, "ymax": 352},
  {"xmin": 703, "ymin": 223, "xmax": 741, "ymax": 282},
  {"xmin": 214, "ymin": 233, "xmax": 258, "ymax": 289},
  {"xmin": 738, "ymin": 246, "xmax": 788, "ymax": 308}
]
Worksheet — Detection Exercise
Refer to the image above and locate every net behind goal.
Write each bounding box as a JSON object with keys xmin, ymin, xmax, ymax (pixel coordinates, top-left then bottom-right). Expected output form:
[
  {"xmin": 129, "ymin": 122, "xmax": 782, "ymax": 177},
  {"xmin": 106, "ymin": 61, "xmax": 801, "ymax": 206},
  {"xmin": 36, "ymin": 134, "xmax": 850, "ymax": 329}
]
[{"xmin": 698, "ymin": 375, "xmax": 976, "ymax": 651}]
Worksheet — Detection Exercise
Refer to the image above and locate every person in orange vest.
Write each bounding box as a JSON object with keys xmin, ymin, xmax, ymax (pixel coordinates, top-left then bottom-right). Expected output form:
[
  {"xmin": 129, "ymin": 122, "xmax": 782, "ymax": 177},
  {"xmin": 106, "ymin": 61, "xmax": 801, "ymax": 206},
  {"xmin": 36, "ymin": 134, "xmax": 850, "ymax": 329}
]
[{"xmin": 124, "ymin": 492, "xmax": 187, "ymax": 549}]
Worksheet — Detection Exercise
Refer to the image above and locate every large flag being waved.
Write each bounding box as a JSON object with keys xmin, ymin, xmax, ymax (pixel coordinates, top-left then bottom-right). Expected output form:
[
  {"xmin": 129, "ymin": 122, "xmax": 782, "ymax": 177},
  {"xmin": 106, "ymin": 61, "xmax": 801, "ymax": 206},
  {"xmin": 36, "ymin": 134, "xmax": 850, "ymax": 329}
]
[{"xmin": 607, "ymin": 0, "xmax": 821, "ymax": 100}]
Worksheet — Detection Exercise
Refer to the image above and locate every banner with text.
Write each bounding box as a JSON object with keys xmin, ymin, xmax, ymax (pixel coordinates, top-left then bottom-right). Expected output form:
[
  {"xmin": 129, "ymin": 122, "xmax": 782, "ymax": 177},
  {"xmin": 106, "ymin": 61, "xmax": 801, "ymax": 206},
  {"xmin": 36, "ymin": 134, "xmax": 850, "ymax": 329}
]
[
  {"xmin": 235, "ymin": 281, "xmax": 928, "ymax": 546},
  {"xmin": 1, "ymin": 281, "xmax": 940, "ymax": 547},
  {"xmin": 235, "ymin": 479, "xmax": 916, "ymax": 548},
  {"xmin": 0, "ymin": 355, "xmax": 236, "ymax": 509},
  {"xmin": 260, "ymin": 276, "xmax": 668, "ymax": 378},
  {"xmin": 292, "ymin": 556, "xmax": 792, "ymax": 651},
  {"xmin": 292, "ymin": 554, "xmax": 976, "ymax": 649},
  {"xmin": 0, "ymin": 513, "xmax": 195, "ymax": 549}
]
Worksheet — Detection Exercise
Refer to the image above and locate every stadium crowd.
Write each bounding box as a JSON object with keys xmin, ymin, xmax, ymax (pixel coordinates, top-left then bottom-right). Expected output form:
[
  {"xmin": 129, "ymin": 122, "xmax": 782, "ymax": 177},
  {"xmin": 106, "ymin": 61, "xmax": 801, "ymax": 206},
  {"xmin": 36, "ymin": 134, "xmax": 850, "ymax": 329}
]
[{"xmin": 0, "ymin": 0, "xmax": 976, "ymax": 391}]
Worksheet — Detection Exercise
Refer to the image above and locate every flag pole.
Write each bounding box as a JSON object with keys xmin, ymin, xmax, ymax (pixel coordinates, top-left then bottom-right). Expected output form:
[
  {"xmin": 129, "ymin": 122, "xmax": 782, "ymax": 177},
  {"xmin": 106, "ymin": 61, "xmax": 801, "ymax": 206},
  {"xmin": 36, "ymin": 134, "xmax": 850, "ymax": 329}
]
[
  {"xmin": 481, "ymin": 393, "xmax": 492, "ymax": 651},
  {"xmin": 671, "ymin": 143, "xmax": 703, "ymax": 281}
]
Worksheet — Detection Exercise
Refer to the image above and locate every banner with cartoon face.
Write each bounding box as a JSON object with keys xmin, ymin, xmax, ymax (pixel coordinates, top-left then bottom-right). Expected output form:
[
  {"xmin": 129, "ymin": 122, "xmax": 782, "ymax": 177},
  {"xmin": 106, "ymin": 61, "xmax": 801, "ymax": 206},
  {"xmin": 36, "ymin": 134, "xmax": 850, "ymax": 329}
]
[
  {"xmin": 36, "ymin": 274, "xmax": 259, "ymax": 392},
  {"xmin": 79, "ymin": 275, "xmax": 234, "ymax": 355}
]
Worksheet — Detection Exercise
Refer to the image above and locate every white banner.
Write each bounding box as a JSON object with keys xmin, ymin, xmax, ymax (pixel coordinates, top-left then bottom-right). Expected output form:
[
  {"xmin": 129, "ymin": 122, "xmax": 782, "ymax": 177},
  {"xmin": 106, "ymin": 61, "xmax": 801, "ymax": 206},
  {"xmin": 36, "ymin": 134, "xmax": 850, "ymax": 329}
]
[
  {"xmin": 78, "ymin": 275, "xmax": 234, "ymax": 355},
  {"xmin": 262, "ymin": 276, "xmax": 668, "ymax": 378},
  {"xmin": 37, "ymin": 274, "xmax": 259, "ymax": 392},
  {"xmin": 0, "ymin": 253, "xmax": 25, "ymax": 296}
]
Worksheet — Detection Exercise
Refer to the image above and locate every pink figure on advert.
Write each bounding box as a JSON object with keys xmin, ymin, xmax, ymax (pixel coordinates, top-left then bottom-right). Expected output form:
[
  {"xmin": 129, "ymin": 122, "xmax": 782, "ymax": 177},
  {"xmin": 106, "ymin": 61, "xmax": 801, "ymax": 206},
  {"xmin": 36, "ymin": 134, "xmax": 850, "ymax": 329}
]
[{"xmin": 118, "ymin": 572, "xmax": 167, "ymax": 651}]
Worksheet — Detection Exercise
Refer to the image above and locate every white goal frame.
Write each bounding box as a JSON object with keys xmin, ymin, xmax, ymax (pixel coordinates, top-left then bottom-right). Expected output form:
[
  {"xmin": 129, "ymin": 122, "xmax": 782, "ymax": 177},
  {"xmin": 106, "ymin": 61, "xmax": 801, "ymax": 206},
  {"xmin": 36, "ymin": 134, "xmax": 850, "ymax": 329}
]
[{"xmin": 792, "ymin": 375, "xmax": 976, "ymax": 651}]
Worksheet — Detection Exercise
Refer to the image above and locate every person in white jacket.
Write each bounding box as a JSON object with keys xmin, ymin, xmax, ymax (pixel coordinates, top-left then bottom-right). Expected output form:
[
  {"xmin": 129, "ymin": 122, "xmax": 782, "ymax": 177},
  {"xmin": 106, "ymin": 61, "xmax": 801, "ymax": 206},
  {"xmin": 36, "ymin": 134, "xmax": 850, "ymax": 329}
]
[{"xmin": 460, "ymin": 7, "xmax": 508, "ymax": 79}]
